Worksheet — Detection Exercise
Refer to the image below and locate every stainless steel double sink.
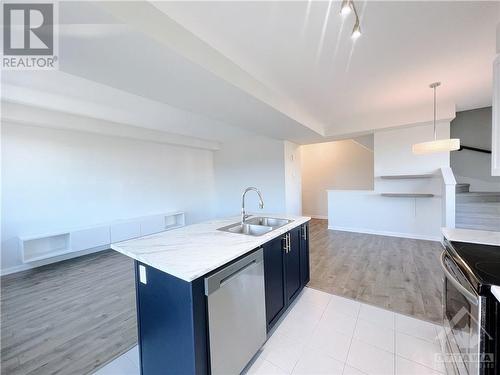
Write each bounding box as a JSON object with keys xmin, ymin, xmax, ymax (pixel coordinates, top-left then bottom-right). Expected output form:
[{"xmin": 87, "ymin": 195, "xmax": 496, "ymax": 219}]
[{"xmin": 217, "ymin": 217, "xmax": 293, "ymax": 236}]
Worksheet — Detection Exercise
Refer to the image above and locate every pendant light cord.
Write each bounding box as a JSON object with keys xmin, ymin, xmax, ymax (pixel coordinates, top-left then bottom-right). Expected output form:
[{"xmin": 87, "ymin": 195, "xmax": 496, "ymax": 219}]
[
  {"xmin": 433, "ymin": 85, "xmax": 437, "ymax": 141},
  {"xmin": 429, "ymin": 82, "xmax": 441, "ymax": 141}
]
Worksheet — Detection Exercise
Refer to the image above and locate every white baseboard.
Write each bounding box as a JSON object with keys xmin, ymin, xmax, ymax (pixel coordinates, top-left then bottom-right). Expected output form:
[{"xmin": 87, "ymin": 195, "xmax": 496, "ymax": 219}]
[
  {"xmin": 0, "ymin": 263, "xmax": 33, "ymax": 276},
  {"xmin": 1, "ymin": 246, "xmax": 109, "ymax": 276},
  {"xmin": 327, "ymin": 225, "xmax": 441, "ymax": 242},
  {"xmin": 304, "ymin": 214, "xmax": 328, "ymax": 220}
]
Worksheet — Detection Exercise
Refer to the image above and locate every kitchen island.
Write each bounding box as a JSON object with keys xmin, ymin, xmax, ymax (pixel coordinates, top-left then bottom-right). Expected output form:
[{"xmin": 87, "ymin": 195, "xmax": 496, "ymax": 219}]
[{"xmin": 112, "ymin": 214, "xmax": 311, "ymax": 375}]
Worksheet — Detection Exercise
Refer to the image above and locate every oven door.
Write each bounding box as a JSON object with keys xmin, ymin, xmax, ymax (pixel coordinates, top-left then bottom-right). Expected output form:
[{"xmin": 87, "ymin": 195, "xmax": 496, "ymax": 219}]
[{"xmin": 441, "ymin": 250, "xmax": 481, "ymax": 375}]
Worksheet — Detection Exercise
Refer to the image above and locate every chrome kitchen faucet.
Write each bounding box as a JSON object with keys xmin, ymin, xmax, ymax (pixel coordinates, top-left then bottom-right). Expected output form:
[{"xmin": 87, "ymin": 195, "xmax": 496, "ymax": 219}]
[{"xmin": 241, "ymin": 187, "xmax": 264, "ymax": 224}]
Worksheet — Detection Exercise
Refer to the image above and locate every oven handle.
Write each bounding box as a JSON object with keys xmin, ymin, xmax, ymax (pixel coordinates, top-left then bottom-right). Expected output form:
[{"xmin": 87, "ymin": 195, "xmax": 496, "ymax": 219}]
[{"xmin": 440, "ymin": 251, "xmax": 478, "ymax": 306}]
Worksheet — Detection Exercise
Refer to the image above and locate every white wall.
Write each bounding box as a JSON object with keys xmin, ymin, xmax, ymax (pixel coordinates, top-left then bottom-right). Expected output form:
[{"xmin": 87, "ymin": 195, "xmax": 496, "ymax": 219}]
[
  {"xmin": 328, "ymin": 123, "xmax": 451, "ymax": 241},
  {"xmin": 284, "ymin": 141, "xmax": 302, "ymax": 216},
  {"xmin": 450, "ymin": 107, "xmax": 500, "ymax": 191},
  {"xmin": 374, "ymin": 123, "xmax": 450, "ymax": 176},
  {"xmin": 302, "ymin": 140, "xmax": 374, "ymax": 218},
  {"xmin": 1, "ymin": 123, "xmax": 216, "ymax": 273},
  {"xmin": 213, "ymin": 135, "xmax": 287, "ymax": 217}
]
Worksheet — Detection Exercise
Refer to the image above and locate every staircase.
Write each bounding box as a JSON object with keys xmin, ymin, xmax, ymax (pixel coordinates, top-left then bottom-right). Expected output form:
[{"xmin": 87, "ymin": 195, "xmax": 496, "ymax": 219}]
[{"xmin": 456, "ymin": 184, "xmax": 500, "ymax": 231}]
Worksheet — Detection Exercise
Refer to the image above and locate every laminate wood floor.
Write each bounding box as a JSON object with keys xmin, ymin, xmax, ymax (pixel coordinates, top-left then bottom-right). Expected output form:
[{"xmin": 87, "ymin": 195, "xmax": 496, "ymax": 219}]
[
  {"xmin": 1, "ymin": 250, "xmax": 137, "ymax": 375},
  {"xmin": 1, "ymin": 220, "xmax": 443, "ymax": 375},
  {"xmin": 307, "ymin": 219, "xmax": 444, "ymax": 323}
]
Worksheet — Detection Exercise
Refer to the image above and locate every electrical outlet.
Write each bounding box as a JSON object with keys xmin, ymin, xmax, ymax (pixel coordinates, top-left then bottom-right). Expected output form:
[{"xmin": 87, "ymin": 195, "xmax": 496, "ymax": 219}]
[{"xmin": 139, "ymin": 265, "xmax": 147, "ymax": 284}]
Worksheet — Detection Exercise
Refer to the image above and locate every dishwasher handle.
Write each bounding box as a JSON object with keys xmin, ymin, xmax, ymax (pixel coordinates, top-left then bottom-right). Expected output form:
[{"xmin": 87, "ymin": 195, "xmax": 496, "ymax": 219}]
[{"xmin": 205, "ymin": 248, "xmax": 264, "ymax": 296}]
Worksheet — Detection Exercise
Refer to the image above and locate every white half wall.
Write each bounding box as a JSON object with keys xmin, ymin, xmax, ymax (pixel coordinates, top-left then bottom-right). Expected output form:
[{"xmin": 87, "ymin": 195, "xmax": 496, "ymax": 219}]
[
  {"xmin": 328, "ymin": 123, "xmax": 452, "ymax": 241},
  {"xmin": 1, "ymin": 123, "xmax": 216, "ymax": 274},
  {"xmin": 327, "ymin": 190, "xmax": 443, "ymax": 241},
  {"xmin": 302, "ymin": 139, "xmax": 374, "ymax": 218}
]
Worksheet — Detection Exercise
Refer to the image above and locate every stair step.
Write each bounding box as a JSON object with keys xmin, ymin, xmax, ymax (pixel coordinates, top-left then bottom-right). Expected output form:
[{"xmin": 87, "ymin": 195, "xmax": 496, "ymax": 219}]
[
  {"xmin": 456, "ymin": 192, "xmax": 500, "ymax": 203},
  {"xmin": 455, "ymin": 183, "xmax": 471, "ymax": 193},
  {"xmin": 456, "ymin": 217, "xmax": 500, "ymax": 225},
  {"xmin": 456, "ymin": 222, "xmax": 500, "ymax": 231},
  {"xmin": 457, "ymin": 215, "xmax": 500, "ymax": 223},
  {"xmin": 456, "ymin": 213, "xmax": 500, "ymax": 222},
  {"xmin": 456, "ymin": 202, "xmax": 500, "ymax": 215},
  {"xmin": 455, "ymin": 190, "xmax": 500, "ymax": 231}
]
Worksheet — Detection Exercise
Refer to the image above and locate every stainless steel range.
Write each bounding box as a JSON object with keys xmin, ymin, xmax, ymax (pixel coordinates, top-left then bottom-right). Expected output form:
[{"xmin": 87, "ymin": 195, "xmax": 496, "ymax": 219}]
[{"xmin": 441, "ymin": 239, "xmax": 499, "ymax": 375}]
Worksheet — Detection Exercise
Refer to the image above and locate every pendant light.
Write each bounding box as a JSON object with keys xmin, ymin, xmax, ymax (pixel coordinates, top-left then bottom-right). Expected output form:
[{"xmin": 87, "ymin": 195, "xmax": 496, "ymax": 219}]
[
  {"xmin": 412, "ymin": 82, "xmax": 460, "ymax": 155},
  {"xmin": 339, "ymin": 0, "xmax": 362, "ymax": 39},
  {"xmin": 351, "ymin": 19, "xmax": 362, "ymax": 40},
  {"xmin": 340, "ymin": 0, "xmax": 352, "ymax": 16}
]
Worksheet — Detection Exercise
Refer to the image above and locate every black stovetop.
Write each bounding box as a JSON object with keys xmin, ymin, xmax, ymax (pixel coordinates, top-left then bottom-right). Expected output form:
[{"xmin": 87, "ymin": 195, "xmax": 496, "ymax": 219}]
[{"xmin": 449, "ymin": 241, "xmax": 500, "ymax": 291}]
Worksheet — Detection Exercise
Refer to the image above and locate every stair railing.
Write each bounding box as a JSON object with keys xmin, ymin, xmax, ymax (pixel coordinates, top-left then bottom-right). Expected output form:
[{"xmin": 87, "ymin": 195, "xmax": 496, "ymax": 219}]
[{"xmin": 458, "ymin": 145, "xmax": 492, "ymax": 154}]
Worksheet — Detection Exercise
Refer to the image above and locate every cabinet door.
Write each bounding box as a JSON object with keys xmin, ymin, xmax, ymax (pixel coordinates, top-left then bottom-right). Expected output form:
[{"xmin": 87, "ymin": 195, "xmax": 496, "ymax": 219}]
[
  {"xmin": 285, "ymin": 226, "xmax": 302, "ymax": 304},
  {"xmin": 263, "ymin": 235, "xmax": 287, "ymax": 331},
  {"xmin": 300, "ymin": 223, "xmax": 310, "ymax": 287}
]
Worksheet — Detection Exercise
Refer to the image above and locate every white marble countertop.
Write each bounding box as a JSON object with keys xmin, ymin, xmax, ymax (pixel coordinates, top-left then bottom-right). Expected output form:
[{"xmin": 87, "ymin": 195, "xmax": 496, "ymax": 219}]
[
  {"xmin": 111, "ymin": 214, "xmax": 310, "ymax": 282},
  {"xmin": 442, "ymin": 227, "xmax": 500, "ymax": 246}
]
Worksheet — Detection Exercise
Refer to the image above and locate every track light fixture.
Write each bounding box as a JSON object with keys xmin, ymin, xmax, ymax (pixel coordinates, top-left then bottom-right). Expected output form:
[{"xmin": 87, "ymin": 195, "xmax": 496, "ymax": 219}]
[
  {"xmin": 340, "ymin": 0, "xmax": 352, "ymax": 16},
  {"xmin": 339, "ymin": 0, "xmax": 362, "ymax": 40},
  {"xmin": 351, "ymin": 20, "xmax": 361, "ymax": 40}
]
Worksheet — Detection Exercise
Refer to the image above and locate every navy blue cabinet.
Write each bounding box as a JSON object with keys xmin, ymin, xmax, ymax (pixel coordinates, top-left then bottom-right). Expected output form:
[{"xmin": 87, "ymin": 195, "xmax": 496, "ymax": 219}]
[
  {"xmin": 134, "ymin": 262, "xmax": 208, "ymax": 375},
  {"xmin": 300, "ymin": 223, "xmax": 310, "ymax": 286},
  {"xmin": 263, "ymin": 222, "xmax": 310, "ymax": 332},
  {"xmin": 263, "ymin": 236, "xmax": 287, "ymax": 331},
  {"xmin": 285, "ymin": 226, "xmax": 302, "ymax": 304}
]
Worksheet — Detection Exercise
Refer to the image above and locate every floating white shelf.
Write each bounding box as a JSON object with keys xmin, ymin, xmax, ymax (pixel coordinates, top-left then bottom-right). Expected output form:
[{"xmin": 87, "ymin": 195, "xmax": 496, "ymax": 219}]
[
  {"xmin": 19, "ymin": 211, "xmax": 185, "ymax": 263},
  {"xmin": 381, "ymin": 193, "xmax": 435, "ymax": 198},
  {"xmin": 379, "ymin": 174, "xmax": 435, "ymax": 179}
]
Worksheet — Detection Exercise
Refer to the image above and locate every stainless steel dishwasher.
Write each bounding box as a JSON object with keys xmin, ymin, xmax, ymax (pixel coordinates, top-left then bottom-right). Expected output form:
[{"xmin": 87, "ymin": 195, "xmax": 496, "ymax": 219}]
[{"xmin": 205, "ymin": 248, "xmax": 266, "ymax": 375}]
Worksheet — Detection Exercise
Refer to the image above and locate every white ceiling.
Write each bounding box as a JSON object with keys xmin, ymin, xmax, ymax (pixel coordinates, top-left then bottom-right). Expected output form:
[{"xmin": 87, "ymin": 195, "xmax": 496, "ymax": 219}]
[
  {"xmin": 58, "ymin": 26, "xmax": 324, "ymax": 142},
  {"xmin": 2, "ymin": 1, "xmax": 499, "ymax": 144},
  {"xmin": 156, "ymin": 1, "xmax": 499, "ymax": 134}
]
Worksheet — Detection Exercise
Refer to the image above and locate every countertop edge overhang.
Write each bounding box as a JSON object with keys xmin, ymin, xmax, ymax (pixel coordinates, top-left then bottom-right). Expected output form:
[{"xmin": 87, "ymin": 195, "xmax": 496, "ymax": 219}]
[
  {"xmin": 442, "ymin": 227, "xmax": 500, "ymax": 247},
  {"xmin": 111, "ymin": 214, "xmax": 311, "ymax": 282}
]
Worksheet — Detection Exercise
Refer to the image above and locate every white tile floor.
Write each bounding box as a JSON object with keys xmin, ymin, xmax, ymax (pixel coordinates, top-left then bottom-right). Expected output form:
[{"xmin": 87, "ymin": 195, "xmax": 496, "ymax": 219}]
[{"xmin": 94, "ymin": 287, "xmax": 444, "ymax": 375}]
